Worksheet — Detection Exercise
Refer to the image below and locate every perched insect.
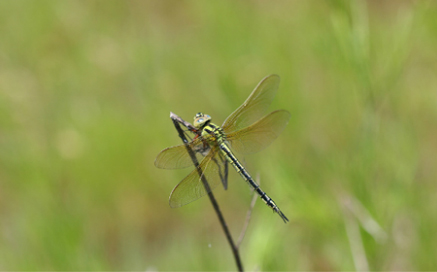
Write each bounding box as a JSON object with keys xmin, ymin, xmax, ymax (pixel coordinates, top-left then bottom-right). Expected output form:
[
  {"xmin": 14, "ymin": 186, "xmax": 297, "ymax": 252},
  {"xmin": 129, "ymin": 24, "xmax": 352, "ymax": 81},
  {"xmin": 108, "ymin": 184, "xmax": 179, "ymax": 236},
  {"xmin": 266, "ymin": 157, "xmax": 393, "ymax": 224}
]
[{"xmin": 155, "ymin": 74, "xmax": 291, "ymax": 222}]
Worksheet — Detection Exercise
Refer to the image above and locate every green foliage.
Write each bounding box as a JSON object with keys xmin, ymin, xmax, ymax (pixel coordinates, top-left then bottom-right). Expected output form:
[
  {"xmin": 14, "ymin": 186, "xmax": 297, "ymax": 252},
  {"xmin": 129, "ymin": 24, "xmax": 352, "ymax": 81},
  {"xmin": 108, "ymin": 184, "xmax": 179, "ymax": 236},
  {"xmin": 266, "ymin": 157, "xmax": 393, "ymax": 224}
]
[{"xmin": 0, "ymin": 0, "xmax": 436, "ymax": 270}]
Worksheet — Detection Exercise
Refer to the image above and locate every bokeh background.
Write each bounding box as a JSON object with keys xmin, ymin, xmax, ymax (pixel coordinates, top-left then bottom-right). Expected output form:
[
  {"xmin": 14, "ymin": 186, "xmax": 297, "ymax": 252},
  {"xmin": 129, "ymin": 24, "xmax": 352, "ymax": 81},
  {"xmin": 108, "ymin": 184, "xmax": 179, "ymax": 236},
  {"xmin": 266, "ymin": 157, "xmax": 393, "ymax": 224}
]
[{"xmin": 1, "ymin": 0, "xmax": 436, "ymax": 270}]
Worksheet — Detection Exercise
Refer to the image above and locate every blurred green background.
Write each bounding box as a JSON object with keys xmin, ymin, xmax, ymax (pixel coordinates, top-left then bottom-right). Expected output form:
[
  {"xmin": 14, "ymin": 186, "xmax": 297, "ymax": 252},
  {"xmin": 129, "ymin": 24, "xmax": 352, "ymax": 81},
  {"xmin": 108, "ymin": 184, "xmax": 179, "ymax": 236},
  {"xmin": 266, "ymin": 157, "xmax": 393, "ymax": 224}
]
[{"xmin": 1, "ymin": 0, "xmax": 436, "ymax": 270}]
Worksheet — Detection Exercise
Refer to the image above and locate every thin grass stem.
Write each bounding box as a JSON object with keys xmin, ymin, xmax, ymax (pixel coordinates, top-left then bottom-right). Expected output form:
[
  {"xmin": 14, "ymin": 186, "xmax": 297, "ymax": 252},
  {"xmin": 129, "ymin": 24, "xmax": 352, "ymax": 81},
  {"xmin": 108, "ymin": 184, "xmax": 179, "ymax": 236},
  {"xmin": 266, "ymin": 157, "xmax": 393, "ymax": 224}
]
[{"xmin": 170, "ymin": 112, "xmax": 243, "ymax": 272}]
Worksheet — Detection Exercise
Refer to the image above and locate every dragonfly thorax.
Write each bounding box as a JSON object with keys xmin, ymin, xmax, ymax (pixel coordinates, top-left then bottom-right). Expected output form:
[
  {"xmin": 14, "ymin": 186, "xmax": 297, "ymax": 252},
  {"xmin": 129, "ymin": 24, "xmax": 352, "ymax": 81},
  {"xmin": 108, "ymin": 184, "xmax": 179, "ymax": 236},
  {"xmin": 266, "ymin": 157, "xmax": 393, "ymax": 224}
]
[
  {"xmin": 194, "ymin": 113, "xmax": 225, "ymax": 145},
  {"xmin": 193, "ymin": 112, "xmax": 212, "ymax": 128},
  {"xmin": 201, "ymin": 122, "xmax": 226, "ymax": 145}
]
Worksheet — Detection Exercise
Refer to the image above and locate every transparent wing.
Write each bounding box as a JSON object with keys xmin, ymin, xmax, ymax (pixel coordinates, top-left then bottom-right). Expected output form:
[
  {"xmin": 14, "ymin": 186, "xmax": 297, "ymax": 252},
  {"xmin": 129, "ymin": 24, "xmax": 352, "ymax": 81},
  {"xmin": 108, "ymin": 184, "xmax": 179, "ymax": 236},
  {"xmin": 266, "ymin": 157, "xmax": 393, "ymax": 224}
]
[
  {"xmin": 222, "ymin": 74, "xmax": 280, "ymax": 133},
  {"xmin": 226, "ymin": 110, "xmax": 291, "ymax": 155},
  {"xmin": 169, "ymin": 148, "xmax": 224, "ymax": 208},
  {"xmin": 154, "ymin": 138, "xmax": 209, "ymax": 169}
]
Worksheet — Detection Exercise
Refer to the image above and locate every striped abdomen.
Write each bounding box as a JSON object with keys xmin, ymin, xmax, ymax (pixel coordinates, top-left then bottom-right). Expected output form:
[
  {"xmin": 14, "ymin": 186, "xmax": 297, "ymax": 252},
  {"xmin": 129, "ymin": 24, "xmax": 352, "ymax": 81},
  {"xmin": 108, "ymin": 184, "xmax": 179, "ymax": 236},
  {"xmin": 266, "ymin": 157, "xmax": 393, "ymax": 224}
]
[
  {"xmin": 202, "ymin": 122, "xmax": 288, "ymax": 223},
  {"xmin": 218, "ymin": 142, "xmax": 289, "ymax": 223}
]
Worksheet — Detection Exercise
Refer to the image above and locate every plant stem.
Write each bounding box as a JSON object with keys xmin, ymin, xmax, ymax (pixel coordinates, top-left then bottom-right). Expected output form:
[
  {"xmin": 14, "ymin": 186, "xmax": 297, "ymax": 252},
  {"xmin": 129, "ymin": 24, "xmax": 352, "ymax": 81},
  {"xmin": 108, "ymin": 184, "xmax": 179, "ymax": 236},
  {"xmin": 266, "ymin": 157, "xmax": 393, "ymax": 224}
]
[{"xmin": 170, "ymin": 112, "xmax": 243, "ymax": 272}]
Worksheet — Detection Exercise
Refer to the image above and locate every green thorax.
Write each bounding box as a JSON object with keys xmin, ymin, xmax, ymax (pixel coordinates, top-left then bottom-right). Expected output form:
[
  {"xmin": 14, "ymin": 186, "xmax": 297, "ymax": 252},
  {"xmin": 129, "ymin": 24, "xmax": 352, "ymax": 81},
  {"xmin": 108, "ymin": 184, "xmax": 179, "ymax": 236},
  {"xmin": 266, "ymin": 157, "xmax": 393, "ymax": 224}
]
[
  {"xmin": 201, "ymin": 123, "xmax": 226, "ymax": 145},
  {"xmin": 193, "ymin": 112, "xmax": 226, "ymax": 146}
]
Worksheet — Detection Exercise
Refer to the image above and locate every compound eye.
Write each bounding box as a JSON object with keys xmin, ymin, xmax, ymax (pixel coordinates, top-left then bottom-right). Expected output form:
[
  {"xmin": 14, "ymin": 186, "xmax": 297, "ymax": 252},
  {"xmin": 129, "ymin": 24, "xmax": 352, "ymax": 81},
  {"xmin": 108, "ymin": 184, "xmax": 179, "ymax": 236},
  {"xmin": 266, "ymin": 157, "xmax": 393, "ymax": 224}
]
[
  {"xmin": 198, "ymin": 118, "xmax": 204, "ymax": 123},
  {"xmin": 206, "ymin": 115, "xmax": 211, "ymax": 118}
]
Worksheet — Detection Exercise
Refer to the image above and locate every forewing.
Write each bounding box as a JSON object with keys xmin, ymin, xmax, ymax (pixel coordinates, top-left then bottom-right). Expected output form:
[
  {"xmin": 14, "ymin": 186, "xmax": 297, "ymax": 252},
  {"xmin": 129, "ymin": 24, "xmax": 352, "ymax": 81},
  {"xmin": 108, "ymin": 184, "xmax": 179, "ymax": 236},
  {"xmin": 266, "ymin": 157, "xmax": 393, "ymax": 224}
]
[
  {"xmin": 169, "ymin": 149, "xmax": 224, "ymax": 208},
  {"xmin": 154, "ymin": 138, "xmax": 208, "ymax": 169},
  {"xmin": 222, "ymin": 74, "xmax": 280, "ymax": 133},
  {"xmin": 226, "ymin": 110, "xmax": 291, "ymax": 155}
]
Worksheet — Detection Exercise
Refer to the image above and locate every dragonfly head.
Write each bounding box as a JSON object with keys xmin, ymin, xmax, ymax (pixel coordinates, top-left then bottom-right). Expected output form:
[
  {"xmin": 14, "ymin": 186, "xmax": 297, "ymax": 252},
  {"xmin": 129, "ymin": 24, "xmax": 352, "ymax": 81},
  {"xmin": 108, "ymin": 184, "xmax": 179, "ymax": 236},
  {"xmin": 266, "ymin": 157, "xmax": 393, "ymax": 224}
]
[{"xmin": 193, "ymin": 112, "xmax": 211, "ymax": 128}]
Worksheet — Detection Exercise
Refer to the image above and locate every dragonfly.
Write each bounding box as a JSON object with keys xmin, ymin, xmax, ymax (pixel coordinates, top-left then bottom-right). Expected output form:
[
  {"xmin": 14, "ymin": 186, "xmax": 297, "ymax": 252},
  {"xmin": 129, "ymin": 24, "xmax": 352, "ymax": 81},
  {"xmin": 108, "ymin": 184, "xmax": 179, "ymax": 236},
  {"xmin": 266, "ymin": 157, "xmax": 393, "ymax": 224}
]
[{"xmin": 155, "ymin": 74, "xmax": 291, "ymax": 223}]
